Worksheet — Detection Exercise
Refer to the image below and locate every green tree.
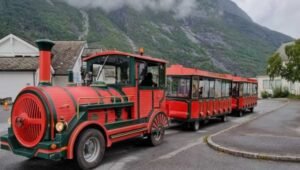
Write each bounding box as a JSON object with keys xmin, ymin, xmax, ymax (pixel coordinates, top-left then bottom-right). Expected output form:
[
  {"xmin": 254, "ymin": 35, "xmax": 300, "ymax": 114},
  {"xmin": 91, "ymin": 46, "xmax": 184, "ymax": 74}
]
[{"xmin": 267, "ymin": 40, "xmax": 300, "ymax": 82}]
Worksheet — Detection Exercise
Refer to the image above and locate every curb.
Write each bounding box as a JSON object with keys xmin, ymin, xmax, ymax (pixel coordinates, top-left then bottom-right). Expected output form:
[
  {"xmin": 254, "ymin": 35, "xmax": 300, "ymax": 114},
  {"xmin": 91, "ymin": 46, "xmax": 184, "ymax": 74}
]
[{"xmin": 206, "ymin": 101, "xmax": 300, "ymax": 162}]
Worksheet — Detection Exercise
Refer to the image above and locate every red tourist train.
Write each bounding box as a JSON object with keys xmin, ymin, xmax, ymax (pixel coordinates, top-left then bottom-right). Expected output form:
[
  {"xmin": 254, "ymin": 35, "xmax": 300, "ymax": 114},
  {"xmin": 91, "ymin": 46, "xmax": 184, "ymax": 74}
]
[{"xmin": 0, "ymin": 41, "xmax": 257, "ymax": 169}]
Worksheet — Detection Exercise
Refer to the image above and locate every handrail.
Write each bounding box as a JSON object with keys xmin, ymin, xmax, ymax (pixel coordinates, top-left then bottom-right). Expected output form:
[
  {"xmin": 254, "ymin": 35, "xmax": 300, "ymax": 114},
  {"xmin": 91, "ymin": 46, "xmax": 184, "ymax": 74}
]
[{"xmin": 76, "ymin": 95, "xmax": 135, "ymax": 119}]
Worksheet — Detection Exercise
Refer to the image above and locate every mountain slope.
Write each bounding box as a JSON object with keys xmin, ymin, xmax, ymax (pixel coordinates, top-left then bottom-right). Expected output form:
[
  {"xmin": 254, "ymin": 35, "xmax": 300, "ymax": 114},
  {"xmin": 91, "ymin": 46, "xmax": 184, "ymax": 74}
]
[{"xmin": 0, "ymin": 0, "xmax": 293, "ymax": 76}]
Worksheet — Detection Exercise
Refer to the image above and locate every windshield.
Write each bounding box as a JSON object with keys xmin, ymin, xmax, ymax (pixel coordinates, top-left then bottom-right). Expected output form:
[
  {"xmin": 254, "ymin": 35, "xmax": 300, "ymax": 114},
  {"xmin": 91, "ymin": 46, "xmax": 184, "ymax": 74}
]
[{"xmin": 91, "ymin": 56, "xmax": 131, "ymax": 85}]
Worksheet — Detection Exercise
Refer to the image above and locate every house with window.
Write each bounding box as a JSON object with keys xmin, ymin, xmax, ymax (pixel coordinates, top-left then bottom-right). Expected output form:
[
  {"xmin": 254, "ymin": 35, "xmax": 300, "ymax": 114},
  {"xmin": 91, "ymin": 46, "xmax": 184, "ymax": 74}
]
[
  {"xmin": 256, "ymin": 41, "xmax": 300, "ymax": 98},
  {"xmin": 0, "ymin": 34, "xmax": 87, "ymax": 101}
]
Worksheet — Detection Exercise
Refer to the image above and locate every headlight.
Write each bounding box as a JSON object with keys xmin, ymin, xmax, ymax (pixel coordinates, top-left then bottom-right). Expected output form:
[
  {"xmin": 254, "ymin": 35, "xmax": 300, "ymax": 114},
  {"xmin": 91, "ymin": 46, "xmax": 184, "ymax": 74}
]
[
  {"xmin": 55, "ymin": 121, "xmax": 67, "ymax": 132},
  {"xmin": 7, "ymin": 117, "xmax": 11, "ymax": 126}
]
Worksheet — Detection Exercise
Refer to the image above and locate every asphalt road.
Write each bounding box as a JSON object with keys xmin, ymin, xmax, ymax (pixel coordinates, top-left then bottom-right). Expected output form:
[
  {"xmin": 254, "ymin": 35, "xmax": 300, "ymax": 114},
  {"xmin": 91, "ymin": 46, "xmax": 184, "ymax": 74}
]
[{"xmin": 0, "ymin": 100, "xmax": 299, "ymax": 170}]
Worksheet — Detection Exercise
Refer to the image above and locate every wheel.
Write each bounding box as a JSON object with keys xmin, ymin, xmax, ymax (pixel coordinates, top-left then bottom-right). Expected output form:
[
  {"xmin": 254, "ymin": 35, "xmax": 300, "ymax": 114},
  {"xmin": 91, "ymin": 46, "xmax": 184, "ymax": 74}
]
[
  {"xmin": 147, "ymin": 113, "xmax": 168, "ymax": 146},
  {"xmin": 191, "ymin": 120, "xmax": 200, "ymax": 131},
  {"xmin": 238, "ymin": 110, "xmax": 243, "ymax": 117},
  {"xmin": 74, "ymin": 129, "xmax": 105, "ymax": 170},
  {"xmin": 221, "ymin": 115, "xmax": 228, "ymax": 122},
  {"xmin": 249, "ymin": 107, "xmax": 254, "ymax": 113}
]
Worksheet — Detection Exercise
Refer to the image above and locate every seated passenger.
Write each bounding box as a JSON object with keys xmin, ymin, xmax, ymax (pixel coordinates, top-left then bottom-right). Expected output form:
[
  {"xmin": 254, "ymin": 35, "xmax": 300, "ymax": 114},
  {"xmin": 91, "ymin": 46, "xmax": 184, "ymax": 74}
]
[{"xmin": 140, "ymin": 72, "xmax": 157, "ymax": 87}]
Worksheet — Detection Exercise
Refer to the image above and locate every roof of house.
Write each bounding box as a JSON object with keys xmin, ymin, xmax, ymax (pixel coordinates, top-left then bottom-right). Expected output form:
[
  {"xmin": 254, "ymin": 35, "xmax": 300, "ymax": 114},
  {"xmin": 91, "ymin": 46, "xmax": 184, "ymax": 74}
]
[
  {"xmin": 0, "ymin": 57, "xmax": 38, "ymax": 71},
  {"xmin": 50, "ymin": 41, "xmax": 86, "ymax": 75}
]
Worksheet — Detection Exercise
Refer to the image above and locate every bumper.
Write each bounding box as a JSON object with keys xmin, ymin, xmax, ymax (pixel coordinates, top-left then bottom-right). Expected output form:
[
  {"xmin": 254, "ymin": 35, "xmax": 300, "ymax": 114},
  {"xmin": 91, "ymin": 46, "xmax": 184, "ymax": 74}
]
[{"xmin": 0, "ymin": 129, "xmax": 67, "ymax": 161}]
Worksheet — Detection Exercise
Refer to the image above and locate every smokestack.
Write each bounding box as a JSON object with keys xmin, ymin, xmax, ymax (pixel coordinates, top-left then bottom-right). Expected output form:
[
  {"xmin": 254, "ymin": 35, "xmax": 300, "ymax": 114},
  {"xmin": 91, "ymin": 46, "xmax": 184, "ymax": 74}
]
[{"xmin": 35, "ymin": 39, "xmax": 55, "ymax": 86}]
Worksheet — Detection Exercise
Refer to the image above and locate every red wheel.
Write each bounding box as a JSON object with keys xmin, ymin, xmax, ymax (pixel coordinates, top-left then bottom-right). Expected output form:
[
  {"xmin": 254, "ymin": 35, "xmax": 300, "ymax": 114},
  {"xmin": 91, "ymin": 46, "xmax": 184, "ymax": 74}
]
[{"xmin": 148, "ymin": 113, "xmax": 168, "ymax": 146}]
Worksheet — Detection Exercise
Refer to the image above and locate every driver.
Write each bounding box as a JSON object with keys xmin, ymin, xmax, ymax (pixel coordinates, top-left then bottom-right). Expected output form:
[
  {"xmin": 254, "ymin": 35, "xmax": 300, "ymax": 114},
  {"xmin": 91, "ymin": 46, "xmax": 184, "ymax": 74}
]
[{"xmin": 140, "ymin": 72, "xmax": 157, "ymax": 87}]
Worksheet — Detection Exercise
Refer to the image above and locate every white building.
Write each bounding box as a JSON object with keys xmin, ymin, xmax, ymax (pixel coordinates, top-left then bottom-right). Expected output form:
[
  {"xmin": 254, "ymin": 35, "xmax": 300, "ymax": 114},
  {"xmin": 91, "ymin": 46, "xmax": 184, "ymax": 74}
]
[
  {"xmin": 256, "ymin": 75, "xmax": 300, "ymax": 98},
  {"xmin": 0, "ymin": 34, "xmax": 87, "ymax": 101},
  {"xmin": 256, "ymin": 41, "xmax": 300, "ymax": 98}
]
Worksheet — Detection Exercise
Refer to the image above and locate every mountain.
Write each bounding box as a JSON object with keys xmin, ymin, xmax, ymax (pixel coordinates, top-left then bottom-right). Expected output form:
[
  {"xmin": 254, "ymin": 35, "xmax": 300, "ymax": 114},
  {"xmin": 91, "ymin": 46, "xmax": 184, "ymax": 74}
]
[{"xmin": 0, "ymin": 0, "xmax": 293, "ymax": 76}]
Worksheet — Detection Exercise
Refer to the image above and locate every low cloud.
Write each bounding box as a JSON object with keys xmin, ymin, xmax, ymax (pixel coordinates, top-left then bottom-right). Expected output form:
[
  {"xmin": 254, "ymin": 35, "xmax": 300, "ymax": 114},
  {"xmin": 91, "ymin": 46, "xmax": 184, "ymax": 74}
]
[
  {"xmin": 63, "ymin": 0, "xmax": 197, "ymax": 18},
  {"xmin": 232, "ymin": 0, "xmax": 300, "ymax": 38}
]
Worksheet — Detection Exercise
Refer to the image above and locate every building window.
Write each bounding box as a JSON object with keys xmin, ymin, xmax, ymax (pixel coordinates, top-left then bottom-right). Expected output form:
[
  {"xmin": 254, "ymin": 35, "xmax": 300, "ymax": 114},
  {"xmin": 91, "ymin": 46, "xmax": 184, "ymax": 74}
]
[{"xmin": 263, "ymin": 80, "xmax": 270, "ymax": 89}]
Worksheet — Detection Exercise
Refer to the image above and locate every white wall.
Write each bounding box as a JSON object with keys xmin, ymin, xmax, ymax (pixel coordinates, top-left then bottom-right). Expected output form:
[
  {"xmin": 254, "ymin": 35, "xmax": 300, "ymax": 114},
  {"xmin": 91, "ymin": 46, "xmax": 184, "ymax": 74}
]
[
  {"xmin": 0, "ymin": 72, "xmax": 35, "ymax": 101},
  {"xmin": 257, "ymin": 75, "xmax": 300, "ymax": 98}
]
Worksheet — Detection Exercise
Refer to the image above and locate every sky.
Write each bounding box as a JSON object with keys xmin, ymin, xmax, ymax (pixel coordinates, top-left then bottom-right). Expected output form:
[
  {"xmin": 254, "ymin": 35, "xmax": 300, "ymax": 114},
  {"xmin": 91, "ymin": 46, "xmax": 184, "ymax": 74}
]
[{"xmin": 231, "ymin": 0, "xmax": 300, "ymax": 38}]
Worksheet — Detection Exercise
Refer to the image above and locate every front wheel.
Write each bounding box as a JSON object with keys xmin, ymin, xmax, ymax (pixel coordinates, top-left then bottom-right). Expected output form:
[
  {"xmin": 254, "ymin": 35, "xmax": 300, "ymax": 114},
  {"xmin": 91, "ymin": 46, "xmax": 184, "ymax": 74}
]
[
  {"xmin": 147, "ymin": 113, "xmax": 168, "ymax": 146},
  {"xmin": 75, "ymin": 129, "xmax": 105, "ymax": 170}
]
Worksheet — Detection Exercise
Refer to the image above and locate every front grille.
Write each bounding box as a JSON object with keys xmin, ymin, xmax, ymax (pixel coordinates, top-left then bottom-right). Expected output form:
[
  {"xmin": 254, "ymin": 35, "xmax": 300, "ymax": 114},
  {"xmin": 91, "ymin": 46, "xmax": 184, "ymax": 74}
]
[{"xmin": 12, "ymin": 93, "xmax": 47, "ymax": 148}]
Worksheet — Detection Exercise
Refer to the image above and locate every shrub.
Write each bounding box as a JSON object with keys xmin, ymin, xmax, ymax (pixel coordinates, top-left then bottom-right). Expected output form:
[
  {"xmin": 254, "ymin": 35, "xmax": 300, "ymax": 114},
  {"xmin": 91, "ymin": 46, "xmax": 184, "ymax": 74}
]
[
  {"xmin": 272, "ymin": 87, "xmax": 289, "ymax": 98},
  {"xmin": 261, "ymin": 91, "xmax": 270, "ymax": 99},
  {"xmin": 288, "ymin": 94, "xmax": 300, "ymax": 100}
]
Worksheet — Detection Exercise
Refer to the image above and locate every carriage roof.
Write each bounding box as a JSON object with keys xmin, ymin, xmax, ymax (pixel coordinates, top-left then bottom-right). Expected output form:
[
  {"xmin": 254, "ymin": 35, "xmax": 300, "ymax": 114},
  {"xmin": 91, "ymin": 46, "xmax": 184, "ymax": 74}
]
[{"xmin": 83, "ymin": 50, "xmax": 167, "ymax": 64}]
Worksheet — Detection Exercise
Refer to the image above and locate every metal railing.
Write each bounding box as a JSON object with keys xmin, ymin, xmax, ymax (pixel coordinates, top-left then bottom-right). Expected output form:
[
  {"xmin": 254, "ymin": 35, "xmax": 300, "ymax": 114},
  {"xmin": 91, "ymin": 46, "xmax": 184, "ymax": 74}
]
[{"xmin": 76, "ymin": 95, "xmax": 135, "ymax": 118}]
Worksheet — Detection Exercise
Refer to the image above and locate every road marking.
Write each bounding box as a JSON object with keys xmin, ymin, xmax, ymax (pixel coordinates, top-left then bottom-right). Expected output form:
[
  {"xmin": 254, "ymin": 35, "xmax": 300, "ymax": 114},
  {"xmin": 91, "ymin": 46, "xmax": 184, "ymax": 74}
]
[
  {"xmin": 97, "ymin": 156, "xmax": 138, "ymax": 170},
  {"xmin": 0, "ymin": 123, "xmax": 8, "ymax": 133},
  {"xmin": 196, "ymin": 130, "xmax": 208, "ymax": 133},
  {"xmin": 154, "ymin": 138, "xmax": 203, "ymax": 160}
]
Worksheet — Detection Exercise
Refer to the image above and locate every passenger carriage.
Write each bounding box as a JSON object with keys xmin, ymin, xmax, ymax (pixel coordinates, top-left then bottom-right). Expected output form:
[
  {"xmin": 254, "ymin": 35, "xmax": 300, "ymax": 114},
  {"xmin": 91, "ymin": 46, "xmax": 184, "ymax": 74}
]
[
  {"xmin": 166, "ymin": 65, "xmax": 232, "ymax": 131},
  {"xmin": 231, "ymin": 76, "xmax": 258, "ymax": 116},
  {"xmin": 0, "ymin": 40, "xmax": 169, "ymax": 169}
]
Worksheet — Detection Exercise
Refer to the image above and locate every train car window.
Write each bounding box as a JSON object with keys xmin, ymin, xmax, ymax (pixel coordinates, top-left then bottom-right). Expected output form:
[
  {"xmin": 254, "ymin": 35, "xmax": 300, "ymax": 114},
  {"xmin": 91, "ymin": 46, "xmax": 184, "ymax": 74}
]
[
  {"xmin": 243, "ymin": 83, "xmax": 248, "ymax": 96},
  {"xmin": 239, "ymin": 83, "xmax": 244, "ymax": 96},
  {"xmin": 221, "ymin": 81, "xmax": 226, "ymax": 97},
  {"xmin": 201, "ymin": 79, "xmax": 209, "ymax": 98},
  {"xmin": 232, "ymin": 82, "xmax": 238, "ymax": 97},
  {"xmin": 209, "ymin": 79, "xmax": 215, "ymax": 98},
  {"xmin": 226, "ymin": 82, "xmax": 231, "ymax": 97},
  {"xmin": 192, "ymin": 77, "xmax": 199, "ymax": 99},
  {"xmin": 139, "ymin": 62, "xmax": 163, "ymax": 88},
  {"xmin": 249, "ymin": 83, "xmax": 253, "ymax": 95},
  {"xmin": 243, "ymin": 83, "xmax": 249, "ymax": 96},
  {"xmin": 167, "ymin": 77, "xmax": 190, "ymax": 98},
  {"xmin": 253, "ymin": 83, "xmax": 258, "ymax": 94},
  {"xmin": 215, "ymin": 80, "xmax": 222, "ymax": 98}
]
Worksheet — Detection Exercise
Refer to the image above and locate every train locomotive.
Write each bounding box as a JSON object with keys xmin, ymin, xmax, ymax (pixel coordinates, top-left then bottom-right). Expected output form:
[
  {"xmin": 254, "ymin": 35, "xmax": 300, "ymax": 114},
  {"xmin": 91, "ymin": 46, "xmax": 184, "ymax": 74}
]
[{"xmin": 0, "ymin": 40, "xmax": 169, "ymax": 169}]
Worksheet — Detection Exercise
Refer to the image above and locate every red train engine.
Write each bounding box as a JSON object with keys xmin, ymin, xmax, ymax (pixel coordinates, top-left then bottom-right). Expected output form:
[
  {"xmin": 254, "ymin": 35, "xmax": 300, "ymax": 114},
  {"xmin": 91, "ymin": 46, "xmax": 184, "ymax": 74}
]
[
  {"xmin": 166, "ymin": 65, "xmax": 232, "ymax": 131},
  {"xmin": 231, "ymin": 76, "xmax": 258, "ymax": 116},
  {"xmin": 0, "ymin": 40, "xmax": 169, "ymax": 169}
]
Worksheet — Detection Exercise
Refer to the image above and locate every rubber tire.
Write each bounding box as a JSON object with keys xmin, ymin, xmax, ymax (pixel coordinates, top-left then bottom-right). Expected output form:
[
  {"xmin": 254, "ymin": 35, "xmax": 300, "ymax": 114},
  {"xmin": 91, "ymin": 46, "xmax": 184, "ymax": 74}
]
[
  {"xmin": 249, "ymin": 107, "xmax": 254, "ymax": 113},
  {"xmin": 221, "ymin": 115, "xmax": 228, "ymax": 122},
  {"xmin": 238, "ymin": 110, "xmax": 243, "ymax": 117},
  {"xmin": 74, "ymin": 129, "xmax": 105, "ymax": 170},
  {"xmin": 147, "ymin": 114, "xmax": 167, "ymax": 146},
  {"xmin": 192, "ymin": 121, "xmax": 200, "ymax": 131}
]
